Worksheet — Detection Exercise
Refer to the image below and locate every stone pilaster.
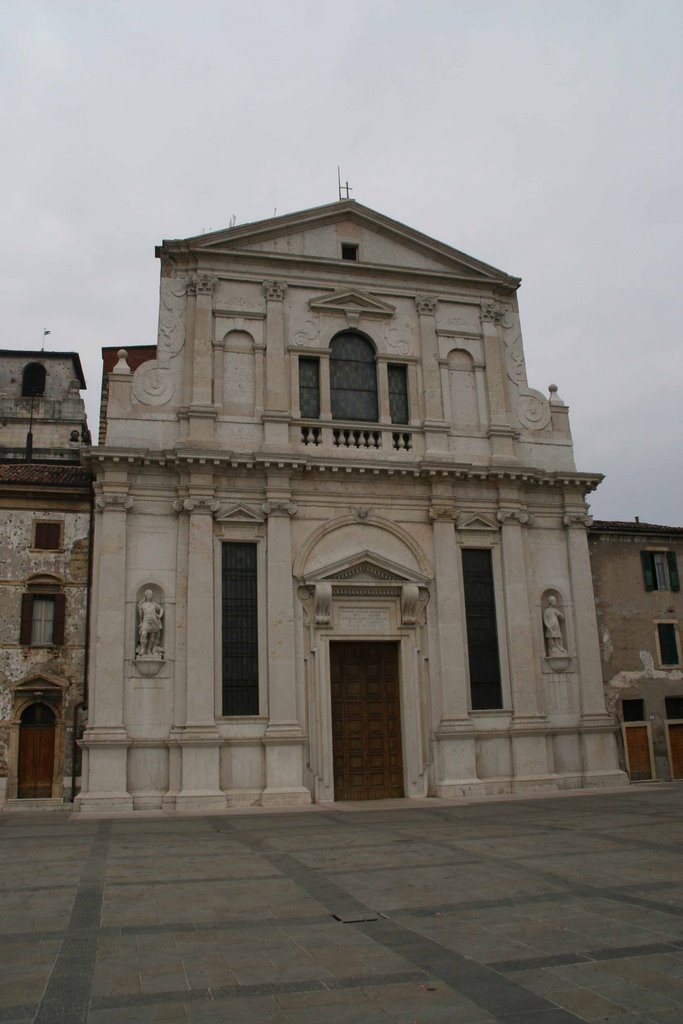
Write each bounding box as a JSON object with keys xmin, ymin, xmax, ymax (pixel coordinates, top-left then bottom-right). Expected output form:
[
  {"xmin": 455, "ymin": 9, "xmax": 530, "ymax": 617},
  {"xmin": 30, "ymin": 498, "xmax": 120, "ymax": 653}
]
[
  {"xmin": 261, "ymin": 489, "xmax": 310, "ymax": 805},
  {"xmin": 263, "ymin": 281, "xmax": 290, "ymax": 446},
  {"xmin": 430, "ymin": 505, "xmax": 483, "ymax": 797},
  {"xmin": 170, "ymin": 492, "xmax": 225, "ymax": 810},
  {"xmin": 187, "ymin": 273, "xmax": 218, "ymax": 443},
  {"xmin": 482, "ymin": 303, "xmax": 518, "ymax": 464},
  {"xmin": 415, "ymin": 296, "xmax": 448, "ymax": 452},
  {"xmin": 563, "ymin": 511, "xmax": 627, "ymax": 787},
  {"xmin": 497, "ymin": 506, "xmax": 551, "ymax": 792},
  {"xmin": 76, "ymin": 491, "xmax": 133, "ymax": 812}
]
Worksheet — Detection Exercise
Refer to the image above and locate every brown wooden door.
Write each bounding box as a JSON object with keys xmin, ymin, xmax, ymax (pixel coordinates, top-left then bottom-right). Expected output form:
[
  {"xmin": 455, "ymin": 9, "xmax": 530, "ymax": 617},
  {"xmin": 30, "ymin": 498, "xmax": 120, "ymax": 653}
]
[
  {"xmin": 18, "ymin": 703, "xmax": 55, "ymax": 798},
  {"xmin": 331, "ymin": 641, "xmax": 404, "ymax": 801},
  {"xmin": 624, "ymin": 725, "xmax": 653, "ymax": 781},
  {"xmin": 668, "ymin": 724, "xmax": 683, "ymax": 779}
]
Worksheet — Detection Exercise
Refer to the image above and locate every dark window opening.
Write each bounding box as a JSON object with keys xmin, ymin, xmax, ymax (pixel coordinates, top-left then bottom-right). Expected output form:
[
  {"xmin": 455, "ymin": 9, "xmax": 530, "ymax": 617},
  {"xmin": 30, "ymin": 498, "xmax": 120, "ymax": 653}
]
[
  {"xmin": 299, "ymin": 357, "xmax": 320, "ymax": 419},
  {"xmin": 658, "ymin": 623, "xmax": 680, "ymax": 666},
  {"xmin": 341, "ymin": 243, "xmax": 358, "ymax": 261},
  {"xmin": 641, "ymin": 551, "xmax": 680, "ymax": 592},
  {"xmin": 20, "ymin": 592, "xmax": 65, "ymax": 646},
  {"xmin": 22, "ymin": 363, "xmax": 46, "ymax": 398},
  {"xmin": 34, "ymin": 522, "xmax": 61, "ymax": 550},
  {"xmin": 622, "ymin": 698, "xmax": 646, "ymax": 722},
  {"xmin": 462, "ymin": 549, "xmax": 503, "ymax": 710},
  {"xmin": 222, "ymin": 543, "xmax": 259, "ymax": 715},
  {"xmin": 388, "ymin": 364, "xmax": 409, "ymax": 424},
  {"xmin": 665, "ymin": 696, "xmax": 683, "ymax": 720},
  {"xmin": 330, "ymin": 332, "xmax": 378, "ymax": 422}
]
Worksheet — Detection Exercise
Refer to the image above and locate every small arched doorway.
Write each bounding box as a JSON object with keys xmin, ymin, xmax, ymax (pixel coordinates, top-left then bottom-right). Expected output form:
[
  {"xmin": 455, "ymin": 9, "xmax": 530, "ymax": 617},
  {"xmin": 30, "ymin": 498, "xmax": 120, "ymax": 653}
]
[{"xmin": 18, "ymin": 703, "xmax": 56, "ymax": 798}]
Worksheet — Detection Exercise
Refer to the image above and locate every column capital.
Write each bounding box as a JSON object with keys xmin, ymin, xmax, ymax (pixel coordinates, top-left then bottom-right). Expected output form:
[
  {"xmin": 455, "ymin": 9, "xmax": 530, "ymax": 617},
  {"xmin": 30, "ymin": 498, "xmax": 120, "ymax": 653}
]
[
  {"xmin": 429, "ymin": 504, "xmax": 460, "ymax": 523},
  {"xmin": 481, "ymin": 302, "xmax": 506, "ymax": 325},
  {"xmin": 563, "ymin": 512, "xmax": 593, "ymax": 529},
  {"xmin": 415, "ymin": 295, "xmax": 438, "ymax": 316},
  {"xmin": 262, "ymin": 500, "xmax": 298, "ymax": 518},
  {"xmin": 187, "ymin": 272, "xmax": 216, "ymax": 297},
  {"xmin": 263, "ymin": 280, "xmax": 288, "ymax": 302},
  {"xmin": 496, "ymin": 507, "xmax": 535, "ymax": 527},
  {"xmin": 173, "ymin": 496, "xmax": 220, "ymax": 514},
  {"xmin": 95, "ymin": 494, "xmax": 132, "ymax": 512}
]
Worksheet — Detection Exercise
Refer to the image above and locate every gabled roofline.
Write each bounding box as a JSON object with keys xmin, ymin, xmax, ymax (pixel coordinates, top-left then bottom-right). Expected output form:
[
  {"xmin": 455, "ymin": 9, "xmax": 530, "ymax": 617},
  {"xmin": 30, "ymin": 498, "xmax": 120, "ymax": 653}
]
[{"xmin": 156, "ymin": 199, "xmax": 521, "ymax": 289}]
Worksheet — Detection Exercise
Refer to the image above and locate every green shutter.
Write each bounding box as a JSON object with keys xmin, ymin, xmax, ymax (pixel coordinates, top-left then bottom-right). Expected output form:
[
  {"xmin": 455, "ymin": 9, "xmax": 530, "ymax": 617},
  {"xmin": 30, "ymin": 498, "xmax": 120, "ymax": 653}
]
[
  {"xmin": 667, "ymin": 552, "xmax": 680, "ymax": 592},
  {"xmin": 658, "ymin": 623, "xmax": 679, "ymax": 665},
  {"xmin": 641, "ymin": 551, "xmax": 655, "ymax": 591}
]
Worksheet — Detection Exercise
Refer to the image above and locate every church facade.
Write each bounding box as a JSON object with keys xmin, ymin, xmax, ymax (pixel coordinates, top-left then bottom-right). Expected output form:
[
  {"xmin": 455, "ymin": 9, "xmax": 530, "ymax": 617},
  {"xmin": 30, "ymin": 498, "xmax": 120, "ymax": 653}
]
[{"xmin": 77, "ymin": 200, "xmax": 626, "ymax": 812}]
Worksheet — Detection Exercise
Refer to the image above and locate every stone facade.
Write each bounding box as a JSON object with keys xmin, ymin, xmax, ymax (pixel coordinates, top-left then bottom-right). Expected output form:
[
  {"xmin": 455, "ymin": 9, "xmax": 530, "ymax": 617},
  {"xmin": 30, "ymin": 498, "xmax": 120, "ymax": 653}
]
[
  {"xmin": 77, "ymin": 200, "xmax": 626, "ymax": 812},
  {"xmin": 589, "ymin": 520, "xmax": 683, "ymax": 782},
  {"xmin": 0, "ymin": 351, "xmax": 91, "ymax": 806}
]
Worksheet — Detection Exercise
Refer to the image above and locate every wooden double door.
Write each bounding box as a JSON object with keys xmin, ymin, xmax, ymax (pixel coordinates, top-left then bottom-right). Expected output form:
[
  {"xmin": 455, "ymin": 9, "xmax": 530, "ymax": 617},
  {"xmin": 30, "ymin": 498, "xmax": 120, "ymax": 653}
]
[{"xmin": 330, "ymin": 641, "xmax": 404, "ymax": 801}]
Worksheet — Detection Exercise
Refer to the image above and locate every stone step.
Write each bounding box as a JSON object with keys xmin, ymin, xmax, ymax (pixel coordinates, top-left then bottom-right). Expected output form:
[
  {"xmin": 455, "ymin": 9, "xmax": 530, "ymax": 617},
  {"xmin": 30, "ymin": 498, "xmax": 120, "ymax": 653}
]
[{"xmin": 3, "ymin": 798, "xmax": 70, "ymax": 812}]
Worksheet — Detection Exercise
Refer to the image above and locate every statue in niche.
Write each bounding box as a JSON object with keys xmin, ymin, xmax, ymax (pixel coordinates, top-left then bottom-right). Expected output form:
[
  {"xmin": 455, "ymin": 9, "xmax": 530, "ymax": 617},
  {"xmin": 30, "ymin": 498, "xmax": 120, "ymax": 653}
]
[
  {"xmin": 543, "ymin": 596, "xmax": 567, "ymax": 656},
  {"xmin": 136, "ymin": 590, "xmax": 164, "ymax": 659}
]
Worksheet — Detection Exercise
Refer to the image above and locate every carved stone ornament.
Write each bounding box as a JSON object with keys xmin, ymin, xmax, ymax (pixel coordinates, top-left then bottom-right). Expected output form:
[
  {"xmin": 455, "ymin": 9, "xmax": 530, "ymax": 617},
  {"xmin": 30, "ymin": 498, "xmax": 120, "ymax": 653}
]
[
  {"xmin": 132, "ymin": 361, "xmax": 175, "ymax": 406},
  {"xmin": 352, "ymin": 506, "xmax": 373, "ymax": 522},
  {"xmin": 400, "ymin": 583, "xmax": 420, "ymax": 625},
  {"xmin": 136, "ymin": 589, "xmax": 164, "ymax": 662},
  {"xmin": 262, "ymin": 500, "xmax": 298, "ymax": 517},
  {"xmin": 173, "ymin": 497, "xmax": 220, "ymax": 514},
  {"xmin": 314, "ymin": 583, "xmax": 332, "ymax": 626},
  {"xmin": 386, "ymin": 319, "xmax": 412, "ymax": 356},
  {"xmin": 187, "ymin": 273, "xmax": 216, "ymax": 297},
  {"xmin": 415, "ymin": 296, "xmax": 438, "ymax": 316},
  {"xmin": 95, "ymin": 494, "xmax": 133, "ymax": 511},
  {"xmin": 293, "ymin": 318, "xmax": 320, "ymax": 347},
  {"xmin": 562, "ymin": 513, "xmax": 593, "ymax": 529},
  {"xmin": 263, "ymin": 280, "xmax": 287, "ymax": 302},
  {"xmin": 428, "ymin": 505, "xmax": 460, "ymax": 523},
  {"xmin": 496, "ymin": 508, "xmax": 535, "ymax": 527},
  {"xmin": 481, "ymin": 302, "xmax": 507, "ymax": 325}
]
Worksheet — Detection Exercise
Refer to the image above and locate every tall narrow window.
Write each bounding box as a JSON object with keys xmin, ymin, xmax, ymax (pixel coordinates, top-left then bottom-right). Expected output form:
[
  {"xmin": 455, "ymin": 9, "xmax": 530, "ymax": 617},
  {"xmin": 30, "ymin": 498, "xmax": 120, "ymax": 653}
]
[
  {"xmin": 658, "ymin": 623, "xmax": 680, "ymax": 666},
  {"xmin": 299, "ymin": 357, "xmax": 320, "ymax": 419},
  {"xmin": 462, "ymin": 549, "xmax": 503, "ymax": 710},
  {"xmin": 22, "ymin": 363, "xmax": 46, "ymax": 397},
  {"xmin": 221, "ymin": 543, "xmax": 259, "ymax": 715},
  {"xmin": 641, "ymin": 551, "xmax": 680, "ymax": 592},
  {"xmin": 330, "ymin": 332, "xmax": 378, "ymax": 422},
  {"xmin": 388, "ymin": 364, "xmax": 409, "ymax": 424}
]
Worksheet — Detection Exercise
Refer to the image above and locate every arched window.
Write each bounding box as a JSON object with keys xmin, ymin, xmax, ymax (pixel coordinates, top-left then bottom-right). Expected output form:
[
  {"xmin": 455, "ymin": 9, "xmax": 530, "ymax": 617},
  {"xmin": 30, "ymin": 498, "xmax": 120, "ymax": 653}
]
[
  {"xmin": 22, "ymin": 363, "xmax": 46, "ymax": 398},
  {"xmin": 330, "ymin": 332, "xmax": 378, "ymax": 422}
]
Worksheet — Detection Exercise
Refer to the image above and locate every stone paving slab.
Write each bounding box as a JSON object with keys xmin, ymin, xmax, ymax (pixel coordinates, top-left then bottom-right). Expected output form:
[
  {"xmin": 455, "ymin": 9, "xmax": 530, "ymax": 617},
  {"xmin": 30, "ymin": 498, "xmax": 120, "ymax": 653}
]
[{"xmin": 1, "ymin": 785, "xmax": 683, "ymax": 1022}]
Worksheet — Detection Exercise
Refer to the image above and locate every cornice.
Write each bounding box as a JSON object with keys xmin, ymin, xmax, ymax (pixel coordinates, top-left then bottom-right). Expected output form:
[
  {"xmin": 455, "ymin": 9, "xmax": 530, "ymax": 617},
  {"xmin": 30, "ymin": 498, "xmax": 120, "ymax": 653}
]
[{"xmin": 82, "ymin": 446, "xmax": 603, "ymax": 492}]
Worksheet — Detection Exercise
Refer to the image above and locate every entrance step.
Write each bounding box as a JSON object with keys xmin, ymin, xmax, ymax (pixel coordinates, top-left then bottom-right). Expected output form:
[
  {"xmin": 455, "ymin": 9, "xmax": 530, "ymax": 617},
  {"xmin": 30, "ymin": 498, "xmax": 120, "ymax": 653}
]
[{"xmin": 3, "ymin": 798, "xmax": 69, "ymax": 812}]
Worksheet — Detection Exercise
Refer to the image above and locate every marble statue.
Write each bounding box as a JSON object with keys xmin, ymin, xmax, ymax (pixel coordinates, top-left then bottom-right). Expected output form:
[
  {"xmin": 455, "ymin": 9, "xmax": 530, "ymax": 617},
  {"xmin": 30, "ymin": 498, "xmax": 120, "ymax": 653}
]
[
  {"xmin": 543, "ymin": 596, "xmax": 567, "ymax": 656},
  {"xmin": 136, "ymin": 590, "xmax": 164, "ymax": 658}
]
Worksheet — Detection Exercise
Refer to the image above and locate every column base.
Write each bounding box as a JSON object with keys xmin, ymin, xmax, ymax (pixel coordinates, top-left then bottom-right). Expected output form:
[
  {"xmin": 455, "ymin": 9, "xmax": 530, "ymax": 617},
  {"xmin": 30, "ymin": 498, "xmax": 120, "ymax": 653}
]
[
  {"xmin": 73, "ymin": 793, "xmax": 135, "ymax": 814},
  {"xmin": 582, "ymin": 769, "xmax": 629, "ymax": 789},
  {"xmin": 261, "ymin": 786, "xmax": 312, "ymax": 808},
  {"xmin": 174, "ymin": 792, "xmax": 228, "ymax": 812},
  {"xmin": 435, "ymin": 780, "xmax": 489, "ymax": 799},
  {"xmin": 511, "ymin": 775, "xmax": 560, "ymax": 794}
]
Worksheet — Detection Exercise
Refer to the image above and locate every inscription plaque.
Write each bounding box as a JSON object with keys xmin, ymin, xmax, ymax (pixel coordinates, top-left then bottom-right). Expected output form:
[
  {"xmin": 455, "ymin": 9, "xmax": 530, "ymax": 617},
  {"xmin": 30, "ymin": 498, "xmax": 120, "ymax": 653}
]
[{"xmin": 337, "ymin": 607, "xmax": 391, "ymax": 633}]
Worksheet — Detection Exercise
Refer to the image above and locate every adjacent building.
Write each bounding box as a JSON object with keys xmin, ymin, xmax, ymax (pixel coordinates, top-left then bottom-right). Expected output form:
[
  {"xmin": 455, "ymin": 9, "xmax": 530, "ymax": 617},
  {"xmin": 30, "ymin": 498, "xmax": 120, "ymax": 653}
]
[
  {"xmin": 0, "ymin": 351, "xmax": 91, "ymax": 806},
  {"xmin": 589, "ymin": 520, "xmax": 683, "ymax": 782},
  {"xmin": 76, "ymin": 199, "xmax": 627, "ymax": 812}
]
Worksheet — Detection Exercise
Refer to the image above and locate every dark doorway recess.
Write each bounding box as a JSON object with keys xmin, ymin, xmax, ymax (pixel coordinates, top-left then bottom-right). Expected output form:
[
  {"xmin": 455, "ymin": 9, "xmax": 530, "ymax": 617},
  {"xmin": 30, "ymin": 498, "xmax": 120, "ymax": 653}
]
[{"xmin": 18, "ymin": 702, "xmax": 56, "ymax": 798}]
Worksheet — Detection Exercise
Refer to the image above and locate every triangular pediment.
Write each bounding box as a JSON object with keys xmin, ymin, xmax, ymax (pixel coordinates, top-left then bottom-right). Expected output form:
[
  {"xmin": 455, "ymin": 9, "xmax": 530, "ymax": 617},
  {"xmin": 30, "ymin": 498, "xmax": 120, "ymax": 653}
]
[
  {"xmin": 308, "ymin": 289, "xmax": 395, "ymax": 318},
  {"xmin": 457, "ymin": 512, "xmax": 499, "ymax": 532},
  {"xmin": 214, "ymin": 502, "xmax": 264, "ymax": 523},
  {"xmin": 11, "ymin": 671, "xmax": 68, "ymax": 692},
  {"xmin": 305, "ymin": 550, "xmax": 427, "ymax": 585},
  {"xmin": 161, "ymin": 201, "xmax": 519, "ymax": 288}
]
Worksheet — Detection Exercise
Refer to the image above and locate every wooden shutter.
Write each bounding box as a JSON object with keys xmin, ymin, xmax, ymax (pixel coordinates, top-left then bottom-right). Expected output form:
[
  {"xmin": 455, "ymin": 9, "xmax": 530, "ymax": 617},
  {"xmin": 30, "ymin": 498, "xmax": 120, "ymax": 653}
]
[
  {"xmin": 658, "ymin": 624, "xmax": 679, "ymax": 666},
  {"xmin": 52, "ymin": 593, "xmax": 66, "ymax": 645},
  {"xmin": 34, "ymin": 522, "xmax": 61, "ymax": 549},
  {"xmin": 667, "ymin": 552, "xmax": 680, "ymax": 592},
  {"xmin": 641, "ymin": 551, "xmax": 655, "ymax": 591},
  {"xmin": 20, "ymin": 594, "xmax": 33, "ymax": 644}
]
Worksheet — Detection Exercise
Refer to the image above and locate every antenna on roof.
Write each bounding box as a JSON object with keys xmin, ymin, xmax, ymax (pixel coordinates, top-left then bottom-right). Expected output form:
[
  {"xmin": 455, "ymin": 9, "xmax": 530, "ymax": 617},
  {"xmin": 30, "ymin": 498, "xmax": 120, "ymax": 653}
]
[
  {"xmin": 229, "ymin": 214, "xmax": 237, "ymax": 228},
  {"xmin": 41, "ymin": 328, "xmax": 50, "ymax": 351},
  {"xmin": 337, "ymin": 167, "xmax": 353, "ymax": 201}
]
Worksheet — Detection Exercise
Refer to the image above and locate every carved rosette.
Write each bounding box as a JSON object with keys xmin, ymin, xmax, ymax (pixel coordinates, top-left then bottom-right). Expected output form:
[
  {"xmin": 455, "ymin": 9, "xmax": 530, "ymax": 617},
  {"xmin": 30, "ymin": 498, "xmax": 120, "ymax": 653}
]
[
  {"xmin": 173, "ymin": 497, "xmax": 220, "ymax": 515},
  {"xmin": 496, "ymin": 508, "xmax": 535, "ymax": 527},
  {"xmin": 415, "ymin": 296, "xmax": 438, "ymax": 316},
  {"xmin": 262, "ymin": 500, "xmax": 298, "ymax": 517},
  {"xmin": 95, "ymin": 494, "xmax": 133, "ymax": 512},
  {"xmin": 263, "ymin": 281, "xmax": 288, "ymax": 302},
  {"xmin": 132, "ymin": 361, "xmax": 175, "ymax": 406},
  {"xmin": 562, "ymin": 513, "xmax": 593, "ymax": 529}
]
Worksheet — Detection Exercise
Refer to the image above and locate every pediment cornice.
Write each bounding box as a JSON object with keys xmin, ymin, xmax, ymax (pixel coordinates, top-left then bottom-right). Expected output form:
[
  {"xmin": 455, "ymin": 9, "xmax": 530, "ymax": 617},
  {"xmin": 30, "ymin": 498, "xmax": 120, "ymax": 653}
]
[{"xmin": 308, "ymin": 289, "xmax": 396, "ymax": 319}]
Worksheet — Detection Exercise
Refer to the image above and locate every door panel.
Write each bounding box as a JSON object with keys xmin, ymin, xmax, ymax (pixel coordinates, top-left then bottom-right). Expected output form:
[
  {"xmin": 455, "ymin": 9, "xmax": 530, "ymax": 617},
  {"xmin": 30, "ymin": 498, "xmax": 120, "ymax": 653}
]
[
  {"xmin": 668, "ymin": 723, "xmax": 683, "ymax": 779},
  {"xmin": 18, "ymin": 724, "xmax": 55, "ymax": 798},
  {"xmin": 331, "ymin": 641, "xmax": 404, "ymax": 801},
  {"xmin": 624, "ymin": 725, "xmax": 653, "ymax": 781}
]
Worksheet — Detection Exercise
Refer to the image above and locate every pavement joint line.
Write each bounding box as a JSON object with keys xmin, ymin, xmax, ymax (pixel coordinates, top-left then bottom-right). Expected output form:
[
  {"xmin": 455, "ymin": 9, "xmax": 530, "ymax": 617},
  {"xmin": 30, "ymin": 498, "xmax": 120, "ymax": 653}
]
[
  {"xmin": 33, "ymin": 819, "xmax": 111, "ymax": 1024},
  {"xmin": 488, "ymin": 938, "xmax": 683, "ymax": 972},
  {"xmin": 209, "ymin": 818, "xmax": 586, "ymax": 1024}
]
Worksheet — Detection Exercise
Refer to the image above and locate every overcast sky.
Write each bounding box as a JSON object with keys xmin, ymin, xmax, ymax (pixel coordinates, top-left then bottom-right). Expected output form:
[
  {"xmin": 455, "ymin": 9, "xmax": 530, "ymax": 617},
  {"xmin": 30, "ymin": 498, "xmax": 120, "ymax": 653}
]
[{"xmin": 1, "ymin": 0, "xmax": 681, "ymax": 523}]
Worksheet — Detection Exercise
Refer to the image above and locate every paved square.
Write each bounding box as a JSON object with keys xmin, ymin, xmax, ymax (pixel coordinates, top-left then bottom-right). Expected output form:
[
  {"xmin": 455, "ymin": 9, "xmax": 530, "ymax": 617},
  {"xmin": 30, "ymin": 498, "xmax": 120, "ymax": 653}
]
[{"xmin": 2, "ymin": 786, "xmax": 683, "ymax": 1022}]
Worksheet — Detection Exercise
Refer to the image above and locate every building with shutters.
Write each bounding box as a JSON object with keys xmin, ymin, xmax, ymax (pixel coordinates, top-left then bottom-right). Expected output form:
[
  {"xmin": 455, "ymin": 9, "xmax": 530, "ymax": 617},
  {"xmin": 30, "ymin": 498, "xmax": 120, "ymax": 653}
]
[
  {"xmin": 588, "ymin": 520, "xmax": 683, "ymax": 783},
  {"xmin": 76, "ymin": 200, "xmax": 627, "ymax": 813},
  {"xmin": 0, "ymin": 350, "xmax": 91, "ymax": 806}
]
